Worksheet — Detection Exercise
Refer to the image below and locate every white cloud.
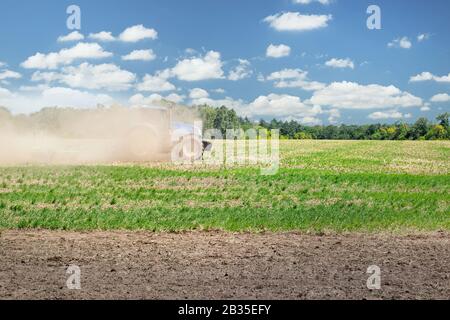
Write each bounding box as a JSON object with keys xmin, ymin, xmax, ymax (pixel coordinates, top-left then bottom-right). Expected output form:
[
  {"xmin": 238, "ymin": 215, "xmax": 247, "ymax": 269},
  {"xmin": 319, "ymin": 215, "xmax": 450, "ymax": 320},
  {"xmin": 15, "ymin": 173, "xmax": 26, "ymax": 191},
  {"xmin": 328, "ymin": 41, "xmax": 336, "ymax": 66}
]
[
  {"xmin": 388, "ymin": 37, "xmax": 412, "ymax": 49},
  {"xmin": 122, "ymin": 49, "xmax": 156, "ymax": 61},
  {"xmin": 31, "ymin": 63, "xmax": 136, "ymax": 91},
  {"xmin": 266, "ymin": 44, "xmax": 291, "ymax": 58},
  {"xmin": 0, "ymin": 87, "xmax": 13, "ymax": 98},
  {"xmin": 213, "ymin": 88, "xmax": 226, "ymax": 94},
  {"xmin": 0, "ymin": 87, "xmax": 114, "ymax": 114},
  {"xmin": 266, "ymin": 68, "xmax": 325, "ymax": 91},
  {"xmin": 172, "ymin": 51, "xmax": 224, "ymax": 81},
  {"xmin": 243, "ymin": 93, "xmax": 321, "ymax": 119},
  {"xmin": 21, "ymin": 43, "xmax": 113, "ymax": 69},
  {"xmin": 410, "ymin": 72, "xmax": 434, "ymax": 82},
  {"xmin": 119, "ymin": 25, "xmax": 158, "ymax": 42},
  {"xmin": 310, "ymin": 81, "xmax": 423, "ymax": 110},
  {"xmin": 57, "ymin": 63, "xmax": 136, "ymax": 91},
  {"xmin": 293, "ymin": 0, "xmax": 330, "ymax": 4},
  {"xmin": 325, "ymin": 58, "xmax": 354, "ymax": 69},
  {"xmin": 0, "ymin": 70, "xmax": 22, "ymax": 80},
  {"xmin": 417, "ymin": 33, "xmax": 430, "ymax": 42},
  {"xmin": 137, "ymin": 69, "xmax": 176, "ymax": 92},
  {"xmin": 368, "ymin": 110, "xmax": 408, "ymax": 120},
  {"xmin": 57, "ymin": 31, "xmax": 84, "ymax": 42},
  {"xmin": 31, "ymin": 71, "xmax": 60, "ymax": 83},
  {"xmin": 0, "ymin": 61, "xmax": 6, "ymax": 68},
  {"xmin": 410, "ymin": 72, "xmax": 450, "ymax": 83},
  {"xmin": 257, "ymin": 73, "xmax": 265, "ymax": 82},
  {"xmin": 185, "ymin": 48, "xmax": 197, "ymax": 55},
  {"xmin": 190, "ymin": 96, "xmax": 245, "ymax": 110},
  {"xmin": 228, "ymin": 59, "xmax": 252, "ymax": 81},
  {"xmin": 430, "ymin": 93, "xmax": 450, "ymax": 102},
  {"xmin": 19, "ymin": 84, "xmax": 50, "ymax": 92},
  {"xmin": 89, "ymin": 31, "xmax": 115, "ymax": 42},
  {"xmin": 189, "ymin": 88, "xmax": 209, "ymax": 99},
  {"xmin": 129, "ymin": 93, "xmax": 185, "ymax": 106},
  {"xmin": 164, "ymin": 93, "xmax": 185, "ymax": 104},
  {"xmin": 420, "ymin": 104, "xmax": 431, "ymax": 112},
  {"xmin": 327, "ymin": 108, "xmax": 340, "ymax": 124},
  {"xmin": 264, "ymin": 12, "xmax": 332, "ymax": 31},
  {"xmin": 39, "ymin": 87, "xmax": 114, "ymax": 108}
]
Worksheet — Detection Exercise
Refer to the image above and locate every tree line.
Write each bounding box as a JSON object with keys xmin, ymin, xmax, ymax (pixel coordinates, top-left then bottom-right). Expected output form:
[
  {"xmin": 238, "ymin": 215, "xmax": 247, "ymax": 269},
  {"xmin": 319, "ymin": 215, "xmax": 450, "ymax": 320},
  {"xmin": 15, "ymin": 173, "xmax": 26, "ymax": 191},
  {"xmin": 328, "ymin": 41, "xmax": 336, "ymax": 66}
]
[{"xmin": 195, "ymin": 105, "xmax": 450, "ymax": 140}]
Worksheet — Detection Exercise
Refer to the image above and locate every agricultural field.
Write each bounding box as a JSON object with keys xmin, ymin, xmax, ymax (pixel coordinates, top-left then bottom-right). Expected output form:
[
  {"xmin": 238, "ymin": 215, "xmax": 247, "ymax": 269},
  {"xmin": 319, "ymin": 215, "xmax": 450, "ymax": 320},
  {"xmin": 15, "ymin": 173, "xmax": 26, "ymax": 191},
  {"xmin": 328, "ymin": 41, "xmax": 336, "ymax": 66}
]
[
  {"xmin": 0, "ymin": 140, "xmax": 448, "ymax": 232},
  {"xmin": 1, "ymin": 140, "xmax": 449, "ymax": 300}
]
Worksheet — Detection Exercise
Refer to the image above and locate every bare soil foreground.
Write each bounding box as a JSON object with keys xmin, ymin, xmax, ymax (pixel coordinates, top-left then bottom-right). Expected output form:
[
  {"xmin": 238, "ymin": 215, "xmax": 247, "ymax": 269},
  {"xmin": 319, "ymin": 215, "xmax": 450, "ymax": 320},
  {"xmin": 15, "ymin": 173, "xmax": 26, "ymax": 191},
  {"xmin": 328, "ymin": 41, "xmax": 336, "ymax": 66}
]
[{"xmin": 1, "ymin": 230, "xmax": 449, "ymax": 300}]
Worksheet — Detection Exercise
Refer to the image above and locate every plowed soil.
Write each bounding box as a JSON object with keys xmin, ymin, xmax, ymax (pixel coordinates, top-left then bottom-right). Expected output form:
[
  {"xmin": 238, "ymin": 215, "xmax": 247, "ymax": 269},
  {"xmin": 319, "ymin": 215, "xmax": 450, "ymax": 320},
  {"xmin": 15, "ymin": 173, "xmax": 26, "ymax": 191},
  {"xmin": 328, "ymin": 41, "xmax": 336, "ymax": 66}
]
[{"xmin": 1, "ymin": 230, "xmax": 449, "ymax": 300}]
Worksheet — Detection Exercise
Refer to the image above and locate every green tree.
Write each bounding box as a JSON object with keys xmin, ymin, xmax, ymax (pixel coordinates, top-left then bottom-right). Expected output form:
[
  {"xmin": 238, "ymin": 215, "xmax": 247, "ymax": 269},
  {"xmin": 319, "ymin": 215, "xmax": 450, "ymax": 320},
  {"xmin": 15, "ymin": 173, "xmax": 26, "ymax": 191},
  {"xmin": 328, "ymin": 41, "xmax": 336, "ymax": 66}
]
[
  {"xmin": 426, "ymin": 125, "xmax": 447, "ymax": 140},
  {"xmin": 409, "ymin": 118, "xmax": 429, "ymax": 140},
  {"xmin": 436, "ymin": 112, "xmax": 449, "ymax": 129},
  {"xmin": 294, "ymin": 132, "xmax": 313, "ymax": 140}
]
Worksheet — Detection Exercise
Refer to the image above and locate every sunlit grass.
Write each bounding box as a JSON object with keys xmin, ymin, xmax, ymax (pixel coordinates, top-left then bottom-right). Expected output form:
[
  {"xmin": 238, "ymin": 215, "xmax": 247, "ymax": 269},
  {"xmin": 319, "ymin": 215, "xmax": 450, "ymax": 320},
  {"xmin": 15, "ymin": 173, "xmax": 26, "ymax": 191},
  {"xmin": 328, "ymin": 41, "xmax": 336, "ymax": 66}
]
[{"xmin": 0, "ymin": 140, "xmax": 449, "ymax": 232}]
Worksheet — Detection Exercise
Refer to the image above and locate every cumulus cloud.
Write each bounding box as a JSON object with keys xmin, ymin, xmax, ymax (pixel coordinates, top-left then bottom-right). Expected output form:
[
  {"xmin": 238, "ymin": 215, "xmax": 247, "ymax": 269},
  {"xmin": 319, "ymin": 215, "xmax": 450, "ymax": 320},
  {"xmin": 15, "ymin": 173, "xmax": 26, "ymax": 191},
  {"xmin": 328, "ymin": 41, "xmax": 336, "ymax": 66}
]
[
  {"xmin": 122, "ymin": 49, "xmax": 156, "ymax": 61},
  {"xmin": 171, "ymin": 51, "xmax": 224, "ymax": 81},
  {"xmin": 185, "ymin": 88, "xmax": 244, "ymax": 109},
  {"xmin": 0, "ymin": 87, "xmax": 114, "ymax": 114},
  {"xmin": 188, "ymin": 88, "xmax": 244, "ymax": 108},
  {"xmin": 0, "ymin": 87, "xmax": 13, "ymax": 98},
  {"xmin": 310, "ymin": 81, "xmax": 423, "ymax": 109},
  {"xmin": 31, "ymin": 71, "xmax": 60, "ymax": 83},
  {"xmin": 189, "ymin": 88, "xmax": 209, "ymax": 100},
  {"xmin": 266, "ymin": 44, "xmax": 291, "ymax": 58},
  {"xmin": 388, "ymin": 37, "xmax": 412, "ymax": 49},
  {"xmin": 30, "ymin": 63, "xmax": 136, "ymax": 92},
  {"xmin": 228, "ymin": 59, "xmax": 252, "ymax": 81},
  {"xmin": 368, "ymin": 110, "xmax": 410, "ymax": 120},
  {"xmin": 60, "ymin": 63, "xmax": 135, "ymax": 91},
  {"xmin": 119, "ymin": 25, "xmax": 158, "ymax": 42},
  {"xmin": 243, "ymin": 93, "xmax": 321, "ymax": 120},
  {"xmin": 39, "ymin": 87, "xmax": 114, "ymax": 108},
  {"xmin": 430, "ymin": 93, "xmax": 450, "ymax": 102},
  {"xmin": 57, "ymin": 31, "xmax": 84, "ymax": 42},
  {"xmin": 89, "ymin": 31, "xmax": 115, "ymax": 42},
  {"xmin": 417, "ymin": 33, "xmax": 430, "ymax": 42},
  {"xmin": 19, "ymin": 84, "xmax": 50, "ymax": 92},
  {"xmin": 0, "ymin": 70, "xmax": 22, "ymax": 80},
  {"xmin": 21, "ymin": 43, "xmax": 113, "ymax": 69},
  {"xmin": 266, "ymin": 68, "xmax": 325, "ymax": 91},
  {"xmin": 420, "ymin": 104, "xmax": 431, "ymax": 112},
  {"xmin": 191, "ymin": 96, "xmax": 245, "ymax": 111},
  {"xmin": 129, "ymin": 93, "xmax": 185, "ymax": 106},
  {"xmin": 264, "ymin": 12, "xmax": 332, "ymax": 31},
  {"xmin": 327, "ymin": 108, "xmax": 341, "ymax": 124},
  {"xmin": 325, "ymin": 58, "xmax": 354, "ymax": 69},
  {"xmin": 410, "ymin": 72, "xmax": 450, "ymax": 83},
  {"xmin": 136, "ymin": 69, "xmax": 176, "ymax": 92}
]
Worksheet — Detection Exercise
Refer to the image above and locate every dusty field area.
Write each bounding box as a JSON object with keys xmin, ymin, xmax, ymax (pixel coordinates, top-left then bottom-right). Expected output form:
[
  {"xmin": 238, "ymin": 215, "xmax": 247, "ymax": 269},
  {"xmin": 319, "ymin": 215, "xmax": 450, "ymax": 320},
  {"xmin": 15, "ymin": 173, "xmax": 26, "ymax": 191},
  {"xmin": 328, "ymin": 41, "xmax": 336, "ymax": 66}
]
[{"xmin": 0, "ymin": 230, "xmax": 449, "ymax": 300}]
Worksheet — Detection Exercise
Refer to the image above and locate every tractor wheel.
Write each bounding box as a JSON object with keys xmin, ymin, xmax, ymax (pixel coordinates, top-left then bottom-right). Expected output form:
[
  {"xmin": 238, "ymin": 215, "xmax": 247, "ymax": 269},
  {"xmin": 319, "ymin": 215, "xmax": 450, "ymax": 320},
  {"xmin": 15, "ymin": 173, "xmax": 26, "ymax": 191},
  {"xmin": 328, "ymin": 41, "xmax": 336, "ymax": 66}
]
[{"xmin": 178, "ymin": 135, "xmax": 203, "ymax": 162}]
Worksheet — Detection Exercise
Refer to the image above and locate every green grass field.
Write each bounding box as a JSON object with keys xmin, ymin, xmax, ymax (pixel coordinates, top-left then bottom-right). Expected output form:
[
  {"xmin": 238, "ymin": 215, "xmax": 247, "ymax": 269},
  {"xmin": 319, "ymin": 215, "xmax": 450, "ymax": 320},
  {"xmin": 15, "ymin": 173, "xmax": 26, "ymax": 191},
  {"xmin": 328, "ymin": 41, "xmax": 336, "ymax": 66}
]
[{"xmin": 0, "ymin": 140, "xmax": 449, "ymax": 232}]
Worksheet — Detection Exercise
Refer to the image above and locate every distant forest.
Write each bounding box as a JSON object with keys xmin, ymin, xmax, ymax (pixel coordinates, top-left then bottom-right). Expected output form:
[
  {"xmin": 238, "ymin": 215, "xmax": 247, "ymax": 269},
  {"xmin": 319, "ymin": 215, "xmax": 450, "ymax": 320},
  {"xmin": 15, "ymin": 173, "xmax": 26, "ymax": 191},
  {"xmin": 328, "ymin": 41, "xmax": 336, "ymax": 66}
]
[
  {"xmin": 195, "ymin": 105, "xmax": 450, "ymax": 141},
  {"xmin": 1, "ymin": 104, "xmax": 449, "ymax": 141}
]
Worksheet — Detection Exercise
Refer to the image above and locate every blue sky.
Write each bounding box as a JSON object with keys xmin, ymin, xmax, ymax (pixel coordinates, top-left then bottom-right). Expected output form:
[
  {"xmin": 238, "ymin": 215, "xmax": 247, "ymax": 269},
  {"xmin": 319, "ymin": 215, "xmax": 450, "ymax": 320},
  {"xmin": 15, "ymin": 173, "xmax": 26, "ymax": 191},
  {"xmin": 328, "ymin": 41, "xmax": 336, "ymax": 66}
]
[{"xmin": 0, "ymin": 0, "xmax": 449, "ymax": 124}]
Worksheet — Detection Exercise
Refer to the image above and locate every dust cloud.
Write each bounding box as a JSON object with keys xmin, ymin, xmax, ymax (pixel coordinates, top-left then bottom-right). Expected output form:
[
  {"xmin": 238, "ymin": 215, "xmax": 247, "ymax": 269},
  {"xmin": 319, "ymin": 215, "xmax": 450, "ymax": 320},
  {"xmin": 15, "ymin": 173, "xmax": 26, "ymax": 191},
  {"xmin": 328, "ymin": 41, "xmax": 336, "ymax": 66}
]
[{"xmin": 0, "ymin": 103, "xmax": 200, "ymax": 165}]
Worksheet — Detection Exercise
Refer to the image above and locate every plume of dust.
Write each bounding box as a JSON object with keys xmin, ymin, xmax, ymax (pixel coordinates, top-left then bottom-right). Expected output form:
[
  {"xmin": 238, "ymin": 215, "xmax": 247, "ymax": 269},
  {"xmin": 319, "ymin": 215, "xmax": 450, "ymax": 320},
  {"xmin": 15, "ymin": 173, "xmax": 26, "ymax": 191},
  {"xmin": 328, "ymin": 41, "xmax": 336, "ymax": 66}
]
[{"xmin": 0, "ymin": 103, "xmax": 201, "ymax": 165}]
